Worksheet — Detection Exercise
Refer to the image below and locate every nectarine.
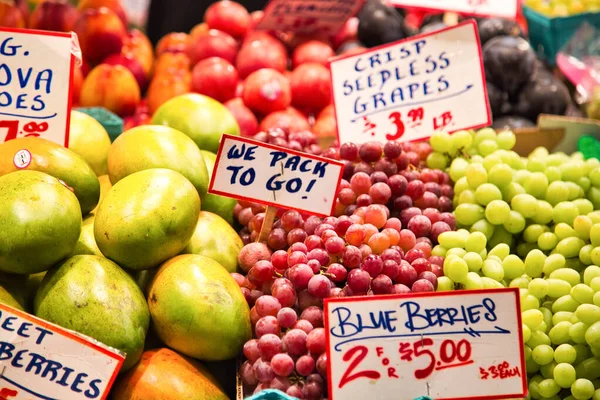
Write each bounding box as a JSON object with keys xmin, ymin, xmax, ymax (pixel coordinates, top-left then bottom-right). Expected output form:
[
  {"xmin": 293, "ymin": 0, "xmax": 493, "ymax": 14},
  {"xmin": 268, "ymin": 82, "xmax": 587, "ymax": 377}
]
[
  {"xmin": 29, "ymin": 0, "xmax": 79, "ymax": 32},
  {"xmin": 292, "ymin": 40, "xmax": 335, "ymax": 68},
  {"xmin": 74, "ymin": 7, "xmax": 126, "ymax": 64},
  {"xmin": 80, "ymin": 64, "xmax": 141, "ymax": 116},
  {"xmin": 204, "ymin": 0, "xmax": 250, "ymax": 39},
  {"xmin": 146, "ymin": 73, "xmax": 192, "ymax": 114},
  {"xmin": 225, "ymin": 98, "xmax": 258, "ymax": 138},
  {"xmin": 191, "ymin": 57, "xmax": 238, "ymax": 103},
  {"xmin": 77, "ymin": 0, "xmax": 127, "ymax": 26},
  {"xmin": 156, "ymin": 32, "xmax": 189, "ymax": 55},
  {"xmin": 242, "ymin": 68, "xmax": 291, "ymax": 115},
  {"xmin": 187, "ymin": 29, "xmax": 238, "ymax": 66},
  {"xmin": 290, "ymin": 63, "xmax": 331, "ymax": 112}
]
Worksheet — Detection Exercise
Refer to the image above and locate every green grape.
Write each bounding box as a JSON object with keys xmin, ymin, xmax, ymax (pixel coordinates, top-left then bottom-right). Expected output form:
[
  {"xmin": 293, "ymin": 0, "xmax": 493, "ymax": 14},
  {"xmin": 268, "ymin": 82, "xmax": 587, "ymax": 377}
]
[
  {"xmin": 539, "ymin": 232, "xmax": 559, "ymax": 251},
  {"xmin": 517, "ymin": 242, "xmax": 538, "ymax": 258},
  {"xmin": 526, "ymin": 172, "xmax": 549, "ymax": 199},
  {"xmin": 553, "ymin": 201, "xmax": 580, "ymax": 225},
  {"xmin": 437, "ymin": 276, "xmax": 454, "ymax": 291},
  {"xmin": 561, "ymin": 161, "xmax": 585, "ymax": 182},
  {"xmin": 545, "ymin": 166, "xmax": 562, "ymax": 182},
  {"xmin": 463, "ymin": 252, "xmax": 483, "ymax": 272},
  {"xmin": 528, "ymin": 330, "xmax": 551, "ymax": 347},
  {"xmin": 554, "ymin": 344, "xmax": 577, "ymax": 363},
  {"xmin": 484, "ymin": 200, "xmax": 511, "ymax": 225},
  {"xmin": 529, "ymin": 374, "xmax": 543, "ymax": 399},
  {"xmin": 451, "ymin": 129, "xmax": 473, "ymax": 150},
  {"xmin": 590, "ymin": 224, "xmax": 600, "ymax": 247},
  {"xmin": 510, "ymin": 277, "xmax": 530, "ymax": 289},
  {"xmin": 449, "ymin": 157, "xmax": 469, "ymax": 182},
  {"xmin": 574, "ymin": 199, "xmax": 594, "ymax": 216},
  {"xmin": 556, "ymin": 237, "xmax": 586, "ymax": 259},
  {"xmin": 455, "ymin": 203, "xmax": 485, "ymax": 226},
  {"xmin": 579, "ymin": 177, "xmax": 592, "ymax": 193},
  {"xmin": 546, "ymin": 181, "xmax": 571, "ymax": 205},
  {"xmin": 580, "ymin": 245, "xmax": 594, "ymax": 265},
  {"xmin": 592, "ymin": 247, "xmax": 600, "ymax": 266},
  {"xmin": 552, "ymin": 311, "xmax": 573, "ymax": 325},
  {"xmin": 481, "ymin": 259, "xmax": 504, "ymax": 281},
  {"xmin": 473, "ymin": 127, "xmax": 496, "ymax": 147},
  {"xmin": 590, "ymin": 277, "xmax": 600, "ymax": 293},
  {"xmin": 525, "ymin": 249, "xmax": 547, "ymax": 278},
  {"xmin": 549, "ymin": 321, "xmax": 573, "ymax": 344},
  {"xmin": 471, "ymin": 155, "xmax": 484, "ymax": 164},
  {"xmin": 444, "ymin": 257, "xmax": 468, "ymax": 283},
  {"xmin": 532, "ymin": 200, "xmax": 554, "ymax": 225},
  {"xmin": 465, "ymin": 231, "xmax": 487, "ymax": 253},
  {"xmin": 463, "ymin": 272, "xmax": 484, "ymax": 289},
  {"xmin": 547, "ymin": 278, "xmax": 572, "ymax": 298},
  {"xmin": 488, "ymin": 243, "xmax": 510, "ymax": 260},
  {"xmin": 426, "ymin": 152, "xmax": 448, "ymax": 169},
  {"xmin": 585, "ymin": 321, "xmax": 600, "ymax": 348},
  {"xmin": 523, "ymin": 325, "xmax": 532, "ymax": 343},
  {"xmin": 590, "ymin": 168, "xmax": 600, "ymax": 187},
  {"xmin": 538, "ymin": 378, "xmax": 561, "ymax": 397},
  {"xmin": 458, "ymin": 189, "xmax": 476, "ymax": 205},
  {"xmin": 574, "ymin": 216, "xmax": 593, "ymax": 241},
  {"xmin": 470, "ymin": 219, "xmax": 495, "ymax": 240},
  {"xmin": 438, "ymin": 231, "xmax": 468, "ymax": 249},
  {"xmin": 552, "ymin": 295, "xmax": 580, "ymax": 313},
  {"xmin": 571, "ymin": 379, "xmax": 595, "ymax": 400},
  {"xmin": 523, "ymin": 309, "xmax": 544, "ymax": 329},
  {"xmin": 496, "ymin": 130, "xmax": 516, "ymax": 150},
  {"xmin": 541, "ymin": 306, "xmax": 553, "ymax": 326},
  {"xmin": 503, "ymin": 254, "xmax": 525, "ymax": 279},
  {"xmin": 504, "ymin": 182, "xmax": 526, "ymax": 203},
  {"xmin": 514, "ymin": 169, "xmax": 531, "ymax": 185},
  {"xmin": 503, "ymin": 210, "xmax": 526, "ymax": 234},
  {"xmin": 540, "ymin": 361, "xmax": 557, "ymax": 379},
  {"xmin": 567, "ymin": 181, "xmax": 584, "ymax": 200},
  {"xmin": 594, "ymin": 292, "xmax": 600, "ymax": 307},
  {"xmin": 510, "ymin": 194, "xmax": 538, "ymax": 218},
  {"xmin": 524, "ymin": 224, "xmax": 547, "ymax": 243},
  {"xmin": 575, "ymin": 358, "xmax": 600, "ymax": 380},
  {"xmin": 550, "ymin": 268, "xmax": 581, "ymax": 287},
  {"xmin": 478, "ymin": 139, "xmax": 498, "ymax": 156},
  {"xmin": 474, "ymin": 183, "xmax": 502, "ymax": 206},
  {"xmin": 482, "ymin": 154, "xmax": 502, "ymax": 171},
  {"xmin": 589, "ymin": 187, "xmax": 600, "ymax": 210},
  {"xmin": 454, "ymin": 176, "xmax": 469, "ymax": 196},
  {"xmin": 488, "ymin": 163, "xmax": 513, "ymax": 187},
  {"xmin": 570, "ymin": 322, "xmax": 590, "ymax": 344},
  {"xmin": 583, "ymin": 266, "xmax": 600, "ymax": 286},
  {"xmin": 522, "ymin": 293, "xmax": 541, "ymax": 311},
  {"xmin": 529, "ymin": 278, "xmax": 549, "ymax": 299},
  {"xmin": 594, "ymin": 390, "xmax": 600, "ymax": 400},
  {"xmin": 481, "ymin": 276, "xmax": 504, "ymax": 289},
  {"xmin": 466, "ymin": 163, "xmax": 488, "ymax": 188},
  {"xmin": 575, "ymin": 304, "xmax": 600, "ymax": 325},
  {"xmin": 431, "ymin": 245, "xmax": 447, "ymax": 257},
  {"xmin": 430, "ymin": 131, "xmax": 453, "ymax": 153},
  {"xmin": 542, "ymin": 253, "xmax": 567, "ymax": 275},
  {"xmin": 554, "ymin": 363, "xmax": 577, "ymax": 388},
  {"xmin": 488, "ymin": 225, "xmax": 514, "ymax": 249},
  {"xmin": 527, "ymin": 156, "xmax": 547, "ymax": 171},
  {"xmin": 572, "ymin": 284, "xmax": 595, "ymax": 305},
  {"xmin": 574, "ymin": 344, "xmax": 590, "ymax": 365},
  {"xmin": 555, "ymin": 223, "xmax": 578, "ymax": 240},
  {"xmin": 446, "ymin": 248, "xmax": 467, "ymax": 258}
]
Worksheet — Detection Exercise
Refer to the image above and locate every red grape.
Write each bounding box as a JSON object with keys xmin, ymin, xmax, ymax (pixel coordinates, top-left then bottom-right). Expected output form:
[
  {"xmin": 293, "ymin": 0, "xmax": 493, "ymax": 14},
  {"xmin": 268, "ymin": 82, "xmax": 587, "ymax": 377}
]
[
  {"xmin": 258, "ymin": 333, "xmax": 282, "ymax": 361},
  {"xmin": 294, "ymin": 319, "xmax": 314, "ymax": 333},
  {"xmin": 412, "ymin": 278, "xmax": 435, "ymax": 292},
  {"xmin": 289, "ymin": 242, "xmax": 308, "ymax": 254},
  {"xmin": 308, "ymin": 275, "xmax": 332, "ymax": 298},
  {"xmin": 296, "ymin": 355, "xmax": 316, "ymax": 376},
  {"xmin": 280, "ymin": 210, "xmax": 303, "ymax": 232},
  {"xmin": 243, "ymin": 339, "xmax": 261, "ymax": 362},
  {"xmin": 282, "ymin": 329, "xmax": 308, "ymax": 356},
  {"xmin": 277, "ymin": 307, "xmax": 298, "ymax": 328},
  {"xmin": 371, "ymin": 274, "xmax": 393, "ymax": 294},
  {"xmin": 396, "ymin": 262, "xmax": 418, "ymax": 286},
  {"xmin": 327, "ymin": 263, "xmax": 348, "ymax": 282},
  {"xmin": 255, "ymin": 316, "xmax": 280, "ymax": 337},
  {"xmin": 255, "ymin": 295, "xmax": 282, "ymax": 317},
  {"xmin": 411, "ymin": 258, "xmax": 432, "ymax": 274},
  {"xmin": 272, "ymin": 353, "xmax": 295, "ymax": 377},
  {"xmin": 382, "ymin": 260, "xmax": 400, "ymax": 280},
  {"xmin": 392, "ymin": 283, "xmax": 411, "ymax": 294},
  {"xmin": 418, "ymin": 271, "xmax": 438, "ymax": 289},
  {"xmin": 241, "ymin": 360, "xmax": 258, "ymax": 385},
  {"xmin": 384, "ymin": 141, "xmax": 402, "ymax": 159},
  {"xmin": 301, "ymin": 306, "xmax": 324, "ymax": 328},
  {"xmin": 340, "ymin": 142, "xmax": 359, "ymax": 161},
  {"xmin": 350, "ymin": 172, "xmax": 371, "ymax": 195},
  {"xmin": 347, "ymin": 268, "xmax": 371, "ymax": 293},
  {"xmin": 359, "ymin": 141, "xmax": 383, "ymax": 162},
  {"xmin": 254, "ymin": 360, "xmax": 275, "ymax": 383}
]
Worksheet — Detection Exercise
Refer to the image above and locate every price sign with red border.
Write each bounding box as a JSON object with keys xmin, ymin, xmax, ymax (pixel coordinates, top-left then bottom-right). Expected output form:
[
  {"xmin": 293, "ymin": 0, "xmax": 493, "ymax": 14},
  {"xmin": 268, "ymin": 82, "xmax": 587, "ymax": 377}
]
[
  {"xmin": 324, "ymin": 288, "xmax": 526, "ymax": 400},
  {"xmin": 329, "ymin": 20, "xmax": 491, "ymax": 145},
  {"xmin": 0, "ymin": 303, "xmax": 124, "ymax": 400},
  {"xmin": 256, "ymin": 0, "xmax": 365, "ymax": 36},
  {"xmin": 0, "ymin": 27, "xmax": 75, "ymax": 147},
  {"xmin": 209, "ymin": 134, "xmax": 344, "ymax": 217},
  {"xmin": 386, "ymin": 0, "xmax": 519, "ymax": 19}
]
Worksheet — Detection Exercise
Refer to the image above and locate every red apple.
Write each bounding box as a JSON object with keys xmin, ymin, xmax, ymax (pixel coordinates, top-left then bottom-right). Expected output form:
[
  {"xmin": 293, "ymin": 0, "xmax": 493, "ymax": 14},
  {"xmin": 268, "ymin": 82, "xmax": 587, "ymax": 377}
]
[
  {"xmin": 292, "ymin": 40, "xmax": 335, "ymax": 68},
  {"xmin": 290, "ymin": 63, "xmax": 331, "ymax": 113},
  {"xmin": 204, "ymin": 0, "xmax": 250, "ymax": 39},
  {"xmin": 29, "ymin": 0, "xmax": 79, "ymax": 32},
  {"xmin": 191, "ymin": 57, "xmax": 239, "ymax": 103},
  {"xmin": 187, "ymin": 29, "xmax": 239, "ymax": 66},
  {"xmin": 243, "ymin": 68, "xmax": 291, "ymax": 115},
  {"xmin": 332, "ymin": 17, "xmax": 359, "ymax": 50},
  {"xmin": 74, "ymin": 7, "xmax": 126, "ymax": 64},
  {"xmin": 104, "ymin": 53, "xmax": 148, "ymax": 91},
  {"xmin": 225, "ymin": 98, "xmax": 258, "ymax": 137},
  {"xmin": 259, "ymin": 110, "xmax": 310, "ymax": 134},
  {"xmin": 236, "ymin": 36, "xmax": 287, "ymax": 78}
]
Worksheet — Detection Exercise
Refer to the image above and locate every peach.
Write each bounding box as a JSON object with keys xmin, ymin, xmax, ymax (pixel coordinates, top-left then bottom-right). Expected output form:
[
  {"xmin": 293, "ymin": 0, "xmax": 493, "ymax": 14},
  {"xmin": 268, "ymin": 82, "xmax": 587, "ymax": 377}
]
[
  {"xmin": 189, "ymin": 22, "xmax": 209, "ymax": 41},
  {"xmin": 74, "ymin": 7, "xmax": 126, "ymax": 64},
  {"xmin": 30, "ymin": 0, "xmax": 79, "ymax": 32},
  {"xmin": 225, "ymin": 98, "xmax": 258, "ymax": 137},
  {"xmin": 154, "ymin": 52, "xmax": 191, "ymax": 77},
  {"xmin": 290, "ymin": 63, "xmax": 331, "ymax": 112},
  {"xmin": 318, "ymin": 104, "xmax": 334, "ymax": 120},
  {"xmin": 236, "ymin": 38, "xmax": 287, "ymax": 78},
  {"xmin": 71, "ymin": 66, "xmax": 84, "ymax": 106},
  {"xmin": 204, "ymin": 0, "xmax": 250, "ymax": 39},
  {"xmin": 259, "ymin": 110, "xmax": 310, "ymax": 134},
  {"xmin": 104, "ymin": 53, "xmax": 148, "ymax": 91},
  {"xmin": 191, "ymin": 57, "xmax": 238, "ymax": 103},
  {"xmin": 78, "ymin": 0, "xmax": 127, "ymax": 26},
  {"xmin": 242, "ymin": 68, "xmax": 291, "ymax": 115},
  {"xmin": 156, "ymin": 32, "xmax": 189, "ymax": 55},
  {"xmin": 0, "ymin": 2, "xmax": 27, "ymax": 28},
  {"xmin": 292, "ymin": 40, "xmax": 335, "ymax": 68},
  {"xmin": 146, "ymin": 72, "xmax": 192, "ymax": 114},
  {"xmin": 313, "ymin": 115, "xmax": 337, "ymax": 139},
  {"xmin": 187, "ymin": 29, "xmax": 238, "ymax": 65},
  {"xmin": 80, "ymin": 64, "xmax": 141, "ymax": 117},
  {"xmin": 122, "ymin": 29, "xmax": 154, "ymax": 78}
]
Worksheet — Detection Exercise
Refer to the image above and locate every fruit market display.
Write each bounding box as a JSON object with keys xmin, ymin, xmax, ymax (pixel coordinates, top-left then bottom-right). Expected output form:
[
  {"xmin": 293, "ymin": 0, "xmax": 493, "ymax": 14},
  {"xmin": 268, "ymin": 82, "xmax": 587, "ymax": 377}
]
[{"xmin": 524, "ymin": 0, "xmax": 600, "ymax": 16}]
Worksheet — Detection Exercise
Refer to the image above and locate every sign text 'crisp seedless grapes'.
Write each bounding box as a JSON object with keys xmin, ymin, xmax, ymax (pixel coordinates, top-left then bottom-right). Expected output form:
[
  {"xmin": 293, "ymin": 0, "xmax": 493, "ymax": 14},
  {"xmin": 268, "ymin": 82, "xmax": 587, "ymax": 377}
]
[
  {"xmin": 386, "ymin": 0, "xmax": 519, "ymax": 19},
  {"xmin": 324, "ymin": 288, "xmax": 526, "ymax": 400}
]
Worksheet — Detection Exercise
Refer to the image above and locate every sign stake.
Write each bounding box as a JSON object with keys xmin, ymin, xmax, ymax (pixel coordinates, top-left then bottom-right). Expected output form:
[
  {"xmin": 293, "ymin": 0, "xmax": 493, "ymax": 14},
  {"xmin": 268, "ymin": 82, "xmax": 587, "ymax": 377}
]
[{"xmin": 258, "ymin": 206, "xmax": 277, "ymax": 243}]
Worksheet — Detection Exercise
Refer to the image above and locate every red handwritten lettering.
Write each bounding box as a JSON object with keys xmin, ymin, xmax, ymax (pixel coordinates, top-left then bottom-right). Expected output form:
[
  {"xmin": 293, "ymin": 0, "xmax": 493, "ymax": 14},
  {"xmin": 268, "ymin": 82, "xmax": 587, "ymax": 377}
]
[
  {"xmin": 480, "ymin": 361, "xmax": 521, "ymax": 380},
  {"xmin": 338, "ymin": 345, "xmax": 381, "ymax": 389},
  {"xmin": 398, "ymin": 339, "xmax": 474, "ymax": 380},
  {"xmin": 0, "ymin": 120, "xmax": 19, "ymax": 142},
  {"xmin": 0, "ymin": 388, "xmax": 18, "ymax": 400},
  {"xmin": 385, "ymin": 111, "xmax": 404, "ymax": 141}
]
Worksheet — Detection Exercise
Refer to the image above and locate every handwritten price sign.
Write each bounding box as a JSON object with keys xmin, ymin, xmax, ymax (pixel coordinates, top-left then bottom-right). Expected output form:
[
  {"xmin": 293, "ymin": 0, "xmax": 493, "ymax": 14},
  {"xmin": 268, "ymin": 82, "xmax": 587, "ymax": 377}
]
[
  {"xmin": 386, "ymin": 0, "xmax": 519, "ymax": 19},
  {"xmin": 0, "ymin": 27, "xmax": 75, "ymax": 147},
  {"xmin": 330, "ymin": 20, "xmax": 491, "ymax": 145},
  {"xmin": 256, "ymin": 0, "xmax": 365, "ymax": 36},
  {"xmin": 209, "ymin": 134, "xmax": 344, "ymax": 217},
  {"xmin": 0, "ymin": 303, "xmax": 123, "ymax": 400},
  {"xmin": 324, "ymin": 288, "xmax": 526, "ymax": 400}
]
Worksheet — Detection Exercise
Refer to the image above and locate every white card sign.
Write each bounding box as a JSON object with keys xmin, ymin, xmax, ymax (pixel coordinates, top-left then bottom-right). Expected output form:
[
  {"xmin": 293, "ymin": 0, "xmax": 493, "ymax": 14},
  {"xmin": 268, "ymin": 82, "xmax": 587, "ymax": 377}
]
[
  {"xmin": 0, "ymin": 303, "xmax": 124, "ymax": 400},
  {"xmin": 209, "ymin": 134, "xmax": 344, "ymax": 217},
  {"xmin": 386, "ymin": 0, "xmax": 519, "ymax": 19},
  {"xmin": 256, "ymin": 0, "xmax": 365, "ymax": 36},
  {"xmin": 329, "ymin": 20, "xmax": 491, "ymax": 145},
  {"xmin": 324, "ymin": 288, "xmax": 526, "ymax": 400},
  {"xmin": 0, "ymin": 27, "xmax": 75, "ymax": 148}
]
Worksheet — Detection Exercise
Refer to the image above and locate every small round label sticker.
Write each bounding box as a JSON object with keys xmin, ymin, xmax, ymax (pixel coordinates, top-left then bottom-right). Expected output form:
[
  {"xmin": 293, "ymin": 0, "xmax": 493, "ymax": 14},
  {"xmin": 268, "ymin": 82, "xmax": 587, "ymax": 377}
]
[{"xmin": 13, "ymin": 149, "xmax": 31, "ymax": 169}]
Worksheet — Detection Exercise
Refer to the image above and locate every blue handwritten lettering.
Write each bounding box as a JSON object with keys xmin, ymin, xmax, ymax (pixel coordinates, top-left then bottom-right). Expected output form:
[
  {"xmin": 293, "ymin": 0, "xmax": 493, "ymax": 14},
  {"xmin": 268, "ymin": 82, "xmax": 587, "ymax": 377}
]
[
  {"xmin": 0, "ymin": 37, "xmax": 22, "ymax": 56},
  {"xmin": 401, "ymin": 298, "xmax": 498, "ymax": 331},
  {"xmin": 329, "ymin": 306, "xmax": 398, "ymax": 338}
]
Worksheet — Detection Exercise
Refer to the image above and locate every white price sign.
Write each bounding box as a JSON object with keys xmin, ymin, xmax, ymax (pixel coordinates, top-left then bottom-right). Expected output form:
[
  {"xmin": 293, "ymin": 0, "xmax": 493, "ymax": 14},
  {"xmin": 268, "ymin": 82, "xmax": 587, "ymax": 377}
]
[
  {"xmin": 386, "ymin": 0, "xmax": 519, "ymax": 19},
  {"xmin": 256, "ymin": 0, "xmax": 365, "ymax": 36},
  {"xmin": 209, "ymin": 135, "xmax": 344, "ymax": 217},
  {"xmin": 330, "ymin": 20, "xmax": 491, "ymax": 145},
  {"xmin": 0, "ymin": 303, "xmax": 124, "ymax": 400},
  {"xmin": 324, "ymin": 288, "xmax": 526, "ymax": 400},
  {"xmin": 0, "ymin": 27, "xmax": 76, "ymax": 147}
]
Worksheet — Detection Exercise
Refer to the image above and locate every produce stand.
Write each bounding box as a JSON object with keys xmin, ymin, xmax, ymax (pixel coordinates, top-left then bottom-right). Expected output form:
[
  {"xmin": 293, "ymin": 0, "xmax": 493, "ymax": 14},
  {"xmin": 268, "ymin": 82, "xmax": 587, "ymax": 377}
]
[{"xmin": 0, "ymin": 0, "xmax": 600, "ymax": 399}]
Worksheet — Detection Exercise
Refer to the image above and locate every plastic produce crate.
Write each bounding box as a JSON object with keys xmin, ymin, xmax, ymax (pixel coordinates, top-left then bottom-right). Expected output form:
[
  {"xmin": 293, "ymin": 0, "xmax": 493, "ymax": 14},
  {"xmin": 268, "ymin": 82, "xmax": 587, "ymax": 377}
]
[
  {"xmin": 244, "ymin": 389, "xmax": 435, "ymax": 400},
  {"xmin": 523, "ymin": 6, "xmax": 600, "ymax": 64},
  {"xmin": 75, "ymin": 107, "xmax": 124, "ymax": 142}
]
